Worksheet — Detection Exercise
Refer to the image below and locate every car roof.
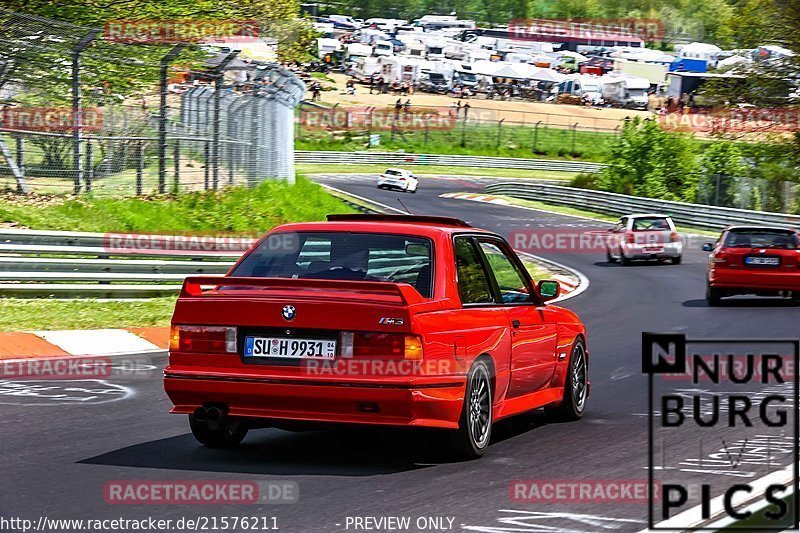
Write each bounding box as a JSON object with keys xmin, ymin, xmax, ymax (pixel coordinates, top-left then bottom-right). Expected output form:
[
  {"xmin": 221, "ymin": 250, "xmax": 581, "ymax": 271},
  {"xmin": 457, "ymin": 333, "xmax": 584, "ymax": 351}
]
[
  {"xmin": 385, "ymin": 167, "xmax": 410, "ymax": 172},
  {"xmin": 272, "ymin": 221, "xmax": 496, "ymax": 238},
  {"xmin": 624, "ymin": 213, "xmax": 673, "ymax": 219},
  {"xmin": 725, "ymin": 225, "xmax": 798, "ymax": 233}
]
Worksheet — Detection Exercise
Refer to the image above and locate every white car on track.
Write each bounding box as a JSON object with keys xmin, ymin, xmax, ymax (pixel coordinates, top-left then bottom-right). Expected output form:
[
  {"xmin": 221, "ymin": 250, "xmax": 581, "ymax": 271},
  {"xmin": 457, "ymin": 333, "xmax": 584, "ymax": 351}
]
[
  {"xmin": 377, "ymin": 168, "xmax": 419, "ymax": 193},
  {"xmin": 606, "ymin": 213, "xmax": 683, "ymax": 265}
]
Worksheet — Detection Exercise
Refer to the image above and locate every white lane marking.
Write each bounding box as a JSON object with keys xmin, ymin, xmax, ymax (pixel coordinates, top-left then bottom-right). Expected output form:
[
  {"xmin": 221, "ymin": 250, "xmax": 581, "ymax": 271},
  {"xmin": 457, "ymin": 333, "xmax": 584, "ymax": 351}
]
[
  {"xmin": 463, "ymin": 509, "xmax": 643, "ymax": 532},
  {"xmin": 0, "ymin": 379, "xmax": 133, "ymax": 405},
  {"xmin": 319, "ymin": 183, "xmax": 407, "ymax": 214},
  {"xmin": 637, "ymin": 461, "xmax": 795, "ymax": 532},
  {"xmin": 32, "ymin": 329, "xmax": 161, "ymax": 356},
  {"xmin": 516, "ymin": 251, "xmax": 590, "ymax": 304}
]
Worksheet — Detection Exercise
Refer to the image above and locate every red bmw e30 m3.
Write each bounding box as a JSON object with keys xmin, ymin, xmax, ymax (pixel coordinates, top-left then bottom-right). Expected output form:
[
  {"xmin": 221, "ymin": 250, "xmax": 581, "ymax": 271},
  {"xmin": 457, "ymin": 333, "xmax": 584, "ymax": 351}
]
[{"xmin": 164, "ymin": 214, "xmax": 589, "ymax": 459}]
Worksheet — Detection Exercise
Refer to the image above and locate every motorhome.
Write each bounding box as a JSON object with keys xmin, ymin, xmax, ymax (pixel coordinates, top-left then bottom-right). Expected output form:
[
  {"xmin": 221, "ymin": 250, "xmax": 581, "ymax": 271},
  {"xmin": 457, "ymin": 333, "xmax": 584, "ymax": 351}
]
[
  {"xmin": 364, "ymin": 18, "xmax": 408, "ymax": 33},
  {"xmin": 614, "ymin": 59, "xmax": 669, "ymax": 86},
  {"xmin": 352, "ymin": 56, "xmax": 381, "ymax": 81},
  {"xmin": 415, "ymin": 15, "xmax": 476, "ymax": 32},
  {"xmin": 327, "ymin": 15, "xmax": 359, "ymax": 30},
  {"xmin": 377, "ymin": 56, "xmax": 432, "ymax": 83},
  {"xmin": 676, "ymin": 42, "xmax": 722, "ymax": 68},
  {"xmin": 557, "ymin": 75, "xmax": 604, "ymax": 104},
  {"xmin": 374, "ymin": 40, "xmax": 395, "ymax": 56},
  {"xmin": 601, "ymin": 73, "xmax": 650, "ymax": 109},
  {"xmin": 345, "ymin": 43, "xmax": 373, "ymax": 60}
]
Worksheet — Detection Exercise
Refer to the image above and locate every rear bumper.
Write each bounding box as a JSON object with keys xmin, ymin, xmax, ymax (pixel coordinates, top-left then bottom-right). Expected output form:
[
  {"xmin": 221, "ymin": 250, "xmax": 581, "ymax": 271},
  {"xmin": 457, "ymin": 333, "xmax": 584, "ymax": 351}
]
[
  {"xmin": 622, "ymin": 242, "xmax": 682, "ymax": 259},
  {"xmin": 710, "ymin": 268, "xmax": 800, "ymax": 292},
  {"xmin": 164, "ymin": 370, "xmax": 466, "ymax": 429}
]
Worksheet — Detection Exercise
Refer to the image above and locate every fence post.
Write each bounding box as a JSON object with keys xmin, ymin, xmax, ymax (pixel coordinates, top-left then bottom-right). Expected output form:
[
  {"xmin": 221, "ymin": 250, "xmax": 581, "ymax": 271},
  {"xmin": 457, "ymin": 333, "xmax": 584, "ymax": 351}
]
[
  {"xmin": 460, "ymin": 116, "xmax": 467, "ymax": 148},
  {"xmin": 85, "ymin": 141, "xmax": 93, "ymax": 193},
  {"xmin": 228, "ymin": 142, "xmax": 234, "ymax": 185},
  {"xmin": 15, "ymin": 135, "xmax": 24, "ymax": 179},
  {"xmin": 158, "ymin": 44, "xmax": 185, "ymax": 194},
  {"xmin": 173, "ymin": 140, "xmax": 180, "ymax": 193},
  {"xmin": 71, "ymin": 29, "xmax": 99, "ymax": 195},
  {"xmin": 136, "ymin": 141, "xmax": 144, "ymax": 196},
  {"xmin": 532, "ymin": 121, "xmax": 542, "ymax": 153},
  {"xmin": 571, "ymin": 123, "xmax": 578, "ymax": 153},
  {"xmin": 212, "ymin": 51, "xmax": 239, "ymax": 191},
  {"xmin": 204, "ymin": 141, "xmax": 211, "ymax": 190},
  {"xmin": 497, "ymin": 119, "xmax": 504, "ymax": 149}
]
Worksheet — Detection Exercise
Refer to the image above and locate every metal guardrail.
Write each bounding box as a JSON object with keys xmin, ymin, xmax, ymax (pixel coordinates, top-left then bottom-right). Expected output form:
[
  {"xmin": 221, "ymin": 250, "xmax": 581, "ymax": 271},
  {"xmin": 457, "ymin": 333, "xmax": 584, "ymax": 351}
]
[
  {"xmin": 296, "ymin": 151, "xmax": 606, "ymax": 173},
  {"xmin": 0, "ymin": 229, "xmax": 238, "ymax": 298},
  {"xmin": 484, "ymin": 182, "xmax": 800, "ymax": 231}
]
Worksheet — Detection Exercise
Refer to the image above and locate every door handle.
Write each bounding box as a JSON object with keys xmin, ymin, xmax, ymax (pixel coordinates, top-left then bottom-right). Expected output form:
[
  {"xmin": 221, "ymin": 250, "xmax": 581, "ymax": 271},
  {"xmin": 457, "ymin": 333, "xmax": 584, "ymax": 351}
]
[{"xmin": 511, "ymin": 319, "xmax": 520, "ymax": 328}]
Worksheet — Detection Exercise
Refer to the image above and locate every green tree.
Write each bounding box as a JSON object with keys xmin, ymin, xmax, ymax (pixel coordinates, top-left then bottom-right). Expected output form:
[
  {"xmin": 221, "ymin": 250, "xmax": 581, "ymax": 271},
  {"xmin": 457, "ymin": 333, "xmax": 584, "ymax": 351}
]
[{"xmin": 598, "ymin": 117, "xmax": 699, "ymax": 201}]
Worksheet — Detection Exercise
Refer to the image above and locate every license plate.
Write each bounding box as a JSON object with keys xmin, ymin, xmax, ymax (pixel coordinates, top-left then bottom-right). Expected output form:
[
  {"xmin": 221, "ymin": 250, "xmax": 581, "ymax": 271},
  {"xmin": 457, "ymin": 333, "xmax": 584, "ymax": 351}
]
[
  {"xmin": 645, "ymin": 247, "xmax": 663, "ymax": 253},
  {"xmin": 244, "ymin": 336, "xmax": 336, "ymax": 359},
  {"xmin": 746, "ymin": 256, "xmax": 780, "ymax": 266}
]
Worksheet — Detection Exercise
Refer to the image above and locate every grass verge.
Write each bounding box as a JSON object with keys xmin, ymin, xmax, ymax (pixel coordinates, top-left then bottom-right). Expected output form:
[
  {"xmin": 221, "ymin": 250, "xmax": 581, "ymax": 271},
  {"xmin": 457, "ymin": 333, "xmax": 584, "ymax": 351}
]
[
  {"xmin": 297, "ymin": 163, "xmax": 574, "ymax": 180},
  {"xmin": 0, "ymin": 297, "xmax": 177, "ymax": 330},
  {"xmin": 0, "ymin": 176, "xmax": 354, "ymax": 234}
]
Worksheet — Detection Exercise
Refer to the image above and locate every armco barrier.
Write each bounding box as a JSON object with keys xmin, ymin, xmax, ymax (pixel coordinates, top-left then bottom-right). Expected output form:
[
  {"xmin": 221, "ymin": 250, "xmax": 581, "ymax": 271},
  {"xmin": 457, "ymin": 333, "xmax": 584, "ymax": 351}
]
[
  {"xmin": 484, "ymin": 182, "xmax": 800, "ymax": 231},
  {"xmin": 0, "ymin": 229, "xmax": 238, "ymax": 298},
  {"xmin": 296, "ymin": 151, "xmax": 606, "ymax": 173}
]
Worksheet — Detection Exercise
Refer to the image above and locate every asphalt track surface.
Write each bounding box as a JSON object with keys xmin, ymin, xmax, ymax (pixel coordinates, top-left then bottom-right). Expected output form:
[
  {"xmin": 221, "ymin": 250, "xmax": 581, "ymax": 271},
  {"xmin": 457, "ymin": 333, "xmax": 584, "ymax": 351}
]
[{"xmin": 2, "ymin": 174, "xmax": 799, "ymax": 533}]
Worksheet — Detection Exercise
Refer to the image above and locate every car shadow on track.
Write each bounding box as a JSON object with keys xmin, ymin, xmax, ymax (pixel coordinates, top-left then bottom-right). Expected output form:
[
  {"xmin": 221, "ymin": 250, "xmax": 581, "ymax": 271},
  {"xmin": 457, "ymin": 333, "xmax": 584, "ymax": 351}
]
[
  {"xmin": 683, "ymin": 298, "xmax": 800, "ymax": 308},
  {"xmin": 79, "ymin": 415, "xmax": 550, "ymax": 476}
]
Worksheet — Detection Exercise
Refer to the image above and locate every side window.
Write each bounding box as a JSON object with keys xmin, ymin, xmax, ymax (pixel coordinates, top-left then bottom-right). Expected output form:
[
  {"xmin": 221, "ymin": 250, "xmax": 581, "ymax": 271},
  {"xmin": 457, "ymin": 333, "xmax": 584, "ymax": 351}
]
[
  {"xmin": 478, "ymin": 241, "xmax": 533, "ymax": 304},
  {"xmin": 454, "ymin": 237, "xmax": 494, "ymax": 305}
]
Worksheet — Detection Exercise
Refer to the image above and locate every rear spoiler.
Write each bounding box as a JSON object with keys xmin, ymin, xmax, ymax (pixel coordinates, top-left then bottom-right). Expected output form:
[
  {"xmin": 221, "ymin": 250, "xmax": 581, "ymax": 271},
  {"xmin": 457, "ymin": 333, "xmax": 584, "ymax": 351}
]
[{"xmin": 180, "ymin": 276, "xmax": 424, "ymax": 305}]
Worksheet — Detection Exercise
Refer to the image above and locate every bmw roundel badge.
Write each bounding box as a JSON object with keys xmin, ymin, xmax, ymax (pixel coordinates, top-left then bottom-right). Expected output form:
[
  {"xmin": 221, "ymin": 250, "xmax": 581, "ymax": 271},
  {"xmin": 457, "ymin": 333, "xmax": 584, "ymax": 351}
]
[{"xmin": 282, "ymin": 305, "xmax": 296, "ymax": 321}]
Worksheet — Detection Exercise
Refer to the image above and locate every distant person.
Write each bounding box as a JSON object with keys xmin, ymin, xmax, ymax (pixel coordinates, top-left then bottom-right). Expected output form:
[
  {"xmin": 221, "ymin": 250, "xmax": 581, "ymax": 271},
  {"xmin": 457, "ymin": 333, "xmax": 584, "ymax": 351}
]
[
  {"xmin": 395, "ymin": 98, "xmax": 403, "ymax": 116},
  {"xmin": 310, "ymin": 81, "xmax": 321, "ymax": 101},
  {"xmin": 404, "ymin": 99, "xmax": 411, "ymax": 112},
  {"xmin": 368, "ymin": 75, "xmax": 375, "ymax": 94},
  {"xmin": 463, "ymin": 102, "xmax": 471, "ymax": 118}
]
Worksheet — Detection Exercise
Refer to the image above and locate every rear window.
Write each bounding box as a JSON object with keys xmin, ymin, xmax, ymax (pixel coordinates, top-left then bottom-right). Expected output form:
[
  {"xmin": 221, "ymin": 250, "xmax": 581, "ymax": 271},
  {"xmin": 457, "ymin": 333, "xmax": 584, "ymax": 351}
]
[
  {"xmin": 231, "ymin": 232, "xmax": 434, "ymax": 298},
  {"xmin": 723, "ymin": 230, "xmax": 799, "ymax": 249},
  {"xmin": 632, "ymin": 217, "xmax": 672, "ymax": 231},
  {"xmin": 385, "ymin": 169, "xmax": 401, "ymax": 176}
]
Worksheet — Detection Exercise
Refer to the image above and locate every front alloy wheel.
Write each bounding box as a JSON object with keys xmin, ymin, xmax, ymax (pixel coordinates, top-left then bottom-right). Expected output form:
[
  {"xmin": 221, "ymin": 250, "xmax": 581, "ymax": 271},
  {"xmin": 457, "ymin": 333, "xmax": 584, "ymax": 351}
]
[
  {"xmin": 451, "ymin": 360, "xmax": 492, "ymax": 459},
  {"xmin": 545, "ymin": 339, "xmax": 588, "ymax": 421}
]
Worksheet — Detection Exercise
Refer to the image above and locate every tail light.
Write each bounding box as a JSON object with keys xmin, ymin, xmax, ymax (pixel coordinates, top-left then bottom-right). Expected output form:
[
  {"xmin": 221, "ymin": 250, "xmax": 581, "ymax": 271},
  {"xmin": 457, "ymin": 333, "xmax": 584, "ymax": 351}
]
[
  {"xmin": 399, "ymin": 177, "xmax": 406, "ymax": 181},
  {"xmin": 340, "ymin": 332, "xmax": 423, "ymax": 360},
  {"xmin": 170, "ymin": 325, "xmax": 237, "ymax": 354},
  {"xmin": 670, "ymin": 232, "xmax": 680, "ymax": 242},
  {"xmin": 626, "ymin": 233, "xmax": 636, "ymax": 244},
  {"xmin": 711, "ymin": 252, "xmax": 728, "ymax": 264}
]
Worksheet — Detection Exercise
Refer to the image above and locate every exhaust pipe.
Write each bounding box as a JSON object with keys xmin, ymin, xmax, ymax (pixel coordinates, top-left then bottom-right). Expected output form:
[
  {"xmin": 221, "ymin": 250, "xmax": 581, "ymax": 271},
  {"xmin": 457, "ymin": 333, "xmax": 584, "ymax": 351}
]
[
  {"xmin": 193, "ymin": 406, "xmax": 207, "ymax": 421},
  {"xmin": 206, "ymin": 407, "xmax": 223, "ymax": 422}
]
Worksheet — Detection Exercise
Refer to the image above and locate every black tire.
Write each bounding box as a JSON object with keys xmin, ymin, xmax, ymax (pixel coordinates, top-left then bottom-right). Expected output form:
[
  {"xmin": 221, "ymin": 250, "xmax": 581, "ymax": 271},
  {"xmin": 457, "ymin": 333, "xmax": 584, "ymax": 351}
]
[
  {"xmin": 706, "ymin": 284, "xmax": 722, "ymax": 306},
  {"xmin": 606, "ymin": 249, "xmax": 617, "ymax": 263},
  {"xmin": 411, "ymin": 188, "xmax": 417, "ymax": 194},
  {"xmin": 450, "ymin": 359, "xmax": 493, "ymax": 459},
  {"xmin": 792, "ymin": 292, "xmax": 800, "ymax": 305},
  {"xmin": 189, "ymin": 414, "xmax": 248, "ymax": 448},
  {"xmin": 620, "ymin": 253, "xmax": 632, "ymax": 266},
  {"xmin": 670, "ymin": 255, "xmax": 682, "ymax": 265},
  {"xmin": 545, "ymin": 339, "xmax": 588, "ymax": 422}
]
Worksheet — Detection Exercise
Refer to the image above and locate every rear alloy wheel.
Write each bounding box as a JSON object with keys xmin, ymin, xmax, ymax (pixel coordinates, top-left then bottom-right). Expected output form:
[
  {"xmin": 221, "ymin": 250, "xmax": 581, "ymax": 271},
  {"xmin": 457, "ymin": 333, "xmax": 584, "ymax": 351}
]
[
  {"xmin": 545, "ymin": 339, "xmax": 588, "ymax": 422},
  {"xmin": 189, "ymin": 413, "xmax": 248, "ymax": 448},
  {"xmin": 450, "ymin": 360, "xmax": 493, "ymax": 459},
  {"xmin": 706, "ymin": 284, "xmax": 722, "ymax": 306}
]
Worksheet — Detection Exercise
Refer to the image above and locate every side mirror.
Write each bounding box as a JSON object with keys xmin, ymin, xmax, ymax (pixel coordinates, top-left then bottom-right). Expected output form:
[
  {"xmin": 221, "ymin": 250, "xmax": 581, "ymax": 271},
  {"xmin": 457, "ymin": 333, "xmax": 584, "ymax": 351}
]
[
  {"xmin": 537, "ymin": 280, "xmax": 560, "ymax": 302},
  {"xmin": 701, "ymin": 243, "xmax": 714, "ymax": 252}
]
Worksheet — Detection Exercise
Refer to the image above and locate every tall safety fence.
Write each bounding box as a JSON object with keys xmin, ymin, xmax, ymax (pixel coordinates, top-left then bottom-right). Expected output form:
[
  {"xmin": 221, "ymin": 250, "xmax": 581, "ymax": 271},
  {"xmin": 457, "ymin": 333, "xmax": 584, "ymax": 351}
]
[{"xmin": 0, "ymin": 9, "xmax": 305, "ymax": 196}]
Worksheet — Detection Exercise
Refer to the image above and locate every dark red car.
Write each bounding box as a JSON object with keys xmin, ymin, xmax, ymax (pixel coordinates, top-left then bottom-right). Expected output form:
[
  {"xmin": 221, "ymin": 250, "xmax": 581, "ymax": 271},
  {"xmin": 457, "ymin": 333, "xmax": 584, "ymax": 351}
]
[
  {"xmin": 704, "ymin": 225, "xmax": 800, "ymax": 306},
  {"xmin": 164, "ymin": 215, "xmax": 588, "ymax": 459}
]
